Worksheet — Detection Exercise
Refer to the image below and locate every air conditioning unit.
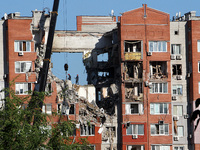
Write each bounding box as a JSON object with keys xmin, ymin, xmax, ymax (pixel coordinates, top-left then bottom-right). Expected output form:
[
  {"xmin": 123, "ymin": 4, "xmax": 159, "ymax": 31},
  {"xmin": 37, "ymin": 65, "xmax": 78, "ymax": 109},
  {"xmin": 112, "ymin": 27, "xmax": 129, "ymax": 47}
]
[
  {"xmin": 187, "ymin": 73, "xmax": 191, "ymax": 78},
  {"xmin": 176, "ymin": 75, "xmax": 182, "ymax": 80},
  {"xmin": 145, "ymin": 81, "xmax": 149, "ymax": 87},
  {"xmin": 3, "ymin": 74, "xmax": 7, "ymax": 79},
  {"xmin": 173, "ymin": 116, "xmax": 179, "ymax": 121},
  {"xmin": 147, "ymin": 52, "xmax": 152, "ymax": 56},
  {"xmin": 76, "ymin": 124, "xmax": 80, "ymax": 129},
  {"xmin": 158, "ymin": 120, "xmax": 164, "ymax": 125},
  {"xmin": 171, "ymin": 55, "xmax": 176, "ymax": 60},
  {"xmin": 176, "ymin": 55, "xmax": 182, "ymax": 60},
  {"xmin": 132, "ymin": 134, "xmax": 138, "ymax": 139},
  {"xmin": 172, "ymin": 96, "xmax": 177, "ymax": 100},
  {"xmin": 174, "ymin": 136, "xmax": 179, "ymax": 141},
  {"xmin": 18, "ymin": 52, "xmax": 24, "ymax": 56},
  {"xmin": 184, "ymin": 114, "xmax": 189, "ymax": 119}
]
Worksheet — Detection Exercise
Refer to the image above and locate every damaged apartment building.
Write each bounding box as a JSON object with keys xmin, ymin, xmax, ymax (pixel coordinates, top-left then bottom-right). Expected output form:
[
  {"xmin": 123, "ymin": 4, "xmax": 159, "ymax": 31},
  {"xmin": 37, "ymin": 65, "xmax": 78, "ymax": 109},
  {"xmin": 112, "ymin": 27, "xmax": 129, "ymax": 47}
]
[{"xmin": 1, "ymin": 3, "xmax": 200, "ymax": 150}]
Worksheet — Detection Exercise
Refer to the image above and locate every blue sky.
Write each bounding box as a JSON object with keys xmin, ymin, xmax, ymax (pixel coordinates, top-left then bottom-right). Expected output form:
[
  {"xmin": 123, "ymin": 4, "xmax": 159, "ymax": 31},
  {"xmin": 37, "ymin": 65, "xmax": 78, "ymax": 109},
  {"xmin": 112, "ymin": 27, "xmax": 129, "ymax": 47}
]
[{"xmin": 1, "ymin": 0, "xmax": 200, "ymax": 85}]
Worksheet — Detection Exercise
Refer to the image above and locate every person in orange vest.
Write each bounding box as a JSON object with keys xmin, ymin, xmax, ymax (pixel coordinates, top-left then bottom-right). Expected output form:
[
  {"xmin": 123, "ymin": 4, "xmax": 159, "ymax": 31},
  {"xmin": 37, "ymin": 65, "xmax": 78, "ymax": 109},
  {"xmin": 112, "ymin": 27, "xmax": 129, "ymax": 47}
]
[{"xmin": 68, "ymin": 74, "xmax": 71, "ymax": 80}]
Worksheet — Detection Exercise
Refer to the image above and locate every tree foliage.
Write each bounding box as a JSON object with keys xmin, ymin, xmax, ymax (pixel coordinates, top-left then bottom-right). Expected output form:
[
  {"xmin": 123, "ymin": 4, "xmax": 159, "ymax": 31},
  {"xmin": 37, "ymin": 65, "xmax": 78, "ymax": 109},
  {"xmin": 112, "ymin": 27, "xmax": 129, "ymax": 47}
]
[{"xmin": 0, "ymin": 87, "xmax": 92, "ymax": 150}]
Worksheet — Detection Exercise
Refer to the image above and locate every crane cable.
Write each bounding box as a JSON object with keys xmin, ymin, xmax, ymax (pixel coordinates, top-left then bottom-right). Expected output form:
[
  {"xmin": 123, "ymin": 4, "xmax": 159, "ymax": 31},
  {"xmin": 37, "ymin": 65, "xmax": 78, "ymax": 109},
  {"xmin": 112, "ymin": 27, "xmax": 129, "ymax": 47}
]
[{"xmin": 63, "ymin": 0, "xmax": 68, "ymax": 64}]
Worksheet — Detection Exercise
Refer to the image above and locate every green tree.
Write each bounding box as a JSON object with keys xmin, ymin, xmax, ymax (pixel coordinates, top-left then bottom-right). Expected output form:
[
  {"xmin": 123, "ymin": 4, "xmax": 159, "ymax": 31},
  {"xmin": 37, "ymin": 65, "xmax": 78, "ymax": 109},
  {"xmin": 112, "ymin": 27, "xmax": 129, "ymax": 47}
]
[{"xmin": 0, "ymin": 87, "xmax": 92, "ymax": 150}]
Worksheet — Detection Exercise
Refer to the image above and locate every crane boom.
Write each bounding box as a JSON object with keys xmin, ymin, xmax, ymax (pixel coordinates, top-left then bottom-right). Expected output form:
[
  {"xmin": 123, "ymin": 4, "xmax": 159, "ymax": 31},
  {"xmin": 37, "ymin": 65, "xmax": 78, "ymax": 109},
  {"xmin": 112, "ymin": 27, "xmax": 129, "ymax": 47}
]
[{"xmin": 39, "ymin": 0, "xmax": 60, "ymax": 92}]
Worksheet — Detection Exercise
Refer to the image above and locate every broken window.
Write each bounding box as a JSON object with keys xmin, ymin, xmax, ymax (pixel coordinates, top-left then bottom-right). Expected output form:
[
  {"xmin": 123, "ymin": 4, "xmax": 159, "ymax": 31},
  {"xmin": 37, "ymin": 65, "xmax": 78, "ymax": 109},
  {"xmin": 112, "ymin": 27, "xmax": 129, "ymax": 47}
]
[
  {"xmin": 126, "ymin": 124, "xmax": 144, "ymax": 135},
  {"xmin": 97, "ymin": 90, "xmax": 102, "ymax": 101},
  {"xmin": 172, "ymin": 64, "xmax": 182, "ymax": 75},
  {"xmin": 57, "ymin": 103, "xmax": 75, "ymax": 115},
  {"xmin": 171, "ymin": 44, "xmax": 181, "ymax": 54},
  {"xmin": 125, "ymin": 62, "xmax": 143, "ymax": 79},
  {"xmin": 174, "ymin": 30, "xmax": 179, "ymax": 35},
  {"xmin": 105, "ymin": 126, "xmax": 116, "ymax": 137},
  {"xmin": 150, "ymin": 124, "xmax": 169, "ymax": 135},
  {"xmin": 14, "ymin": 41, "xmax": 31, "ymax": 52},
  {"xmin": 127, "ymin": 145, "xmax": 144, "ymax": 150},
  {"xmin": 150, "ymin": 61, "xmax": 167, "ymax": 79},
  {"xmin": 173, "ymin": 105, "xmax": 183, "ymax": 116},
  {"xmin": 125, "ymin": 41, "xmax": 141, "ymax": 52},
  {"xmin": 42, "ymin": 104, "xmax": 52, "ymax": 115},
  {"xmin": 15, "ymin": 61, "xmax": 32, "ymax": 73},
  {"xmin": 149, "ymin": 41, "xmax": 167, "ymax": 52},
  {"xmin": 45, "ymin": 83, "xmax": 52, "ymax": 94},
  {"xmin": 15, "ymin": 83, "xmax": 32, "ymax": 95},
  {"xmin": 80, "ymin": 124, "xmax": 95, "ymax": 136},
  {"xmin": 172, "ymin": 85, "xmax": 183, "ymax": 95},
  {"xmin": 125, "ymin": 103, "xmax": 143, "ymax": 114},
  {"xmin": 150, "ymin": 83, "xmax": 168, "ymax": 93},
  {"xmin": 125, "ymin": 83, "xmax": 143, "ymax": 100},
  {"xmin": 150, "ymin": 103, "xmax": 168, "ymax": 114},
  {"xmin": 97, "ymin": 53, "xmax": 108, "ymax": 62},
  {"xmin": 151, "ymin": 145, "xmax": 170, "ymax": 150}
]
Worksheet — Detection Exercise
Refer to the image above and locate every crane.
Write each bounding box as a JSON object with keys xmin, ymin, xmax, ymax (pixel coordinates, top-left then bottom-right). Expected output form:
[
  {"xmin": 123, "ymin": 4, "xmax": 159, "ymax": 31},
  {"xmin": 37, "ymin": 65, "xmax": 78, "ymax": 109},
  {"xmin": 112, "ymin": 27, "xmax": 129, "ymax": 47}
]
[{"xmin": 30, "ymin": 0, "xmax": 60, "ymax": 124}]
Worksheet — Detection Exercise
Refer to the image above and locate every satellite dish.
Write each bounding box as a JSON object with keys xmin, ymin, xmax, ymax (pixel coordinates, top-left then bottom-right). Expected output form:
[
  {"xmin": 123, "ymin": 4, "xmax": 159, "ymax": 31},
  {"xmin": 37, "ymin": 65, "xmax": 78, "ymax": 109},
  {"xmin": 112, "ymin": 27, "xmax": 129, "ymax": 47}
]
[{"xmin": 111, "ymin": 10, "xmax": 114, "ymax": 16}]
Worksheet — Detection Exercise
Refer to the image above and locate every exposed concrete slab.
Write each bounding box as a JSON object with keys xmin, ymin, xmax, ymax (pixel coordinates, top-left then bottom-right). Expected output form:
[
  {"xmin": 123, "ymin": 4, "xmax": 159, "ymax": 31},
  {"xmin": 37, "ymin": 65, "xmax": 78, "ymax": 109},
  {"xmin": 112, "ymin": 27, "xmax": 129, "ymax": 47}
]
[{"xmin": 52, "ymin": 31, "xmax": 112, "ymax": 53}]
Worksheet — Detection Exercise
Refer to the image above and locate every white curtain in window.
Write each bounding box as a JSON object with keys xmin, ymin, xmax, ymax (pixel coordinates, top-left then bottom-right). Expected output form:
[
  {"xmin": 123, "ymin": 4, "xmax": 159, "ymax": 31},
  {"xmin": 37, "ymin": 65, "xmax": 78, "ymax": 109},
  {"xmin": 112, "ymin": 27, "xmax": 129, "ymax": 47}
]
[
  {"xmin": 14, "ymin": 41, "xmax": 19, "ymax": 52},
  {"xmin": 162, "ymin": 42, "xmax": 167, "ymax": 52},
  {"xmin": 199, "ymin": 82, "xmax": 200, "ymax": 94},
  {"xmin": 198, "ymin": 41, "xmax": 200, "ymax": 52},
  {"xmin": 150, "ymin": 104, "xmax": 154, "ymax": 114},
  {"xmin": 15, "ymin": 62, "xmax": 20, "ymax": 73},
  {"xmin": 139, "ymin": 103, "xmax": 143, "ymax": 114},
  {"xmin": 150, "ymin": 125, "xmax": 156, "ymax": 135},
  {"xmin": 24, "ymin": 83, "xmax": 28, "ymax": 93},
  {"xmin": 42, "ymin": 105, "xmax": 45, "ymax": 113},
  {"xmin": 149, "ymin": 42, "xmax": 153, "ymax": 52},
  {"xmin": 177, "ymin": 105, "xmax": 183, "ymax": 116},
  {"xmin": 162, "ymin": 146, "xmax": 170, "ymax": 150},
  {"xmin": 125, "ymin": 104, "xmax": 131, "ymax": 114},
  {"xmin": 26, "ymin": 41, "xmax": 31, "ymax": 52},
  {"xmin": 178, "ymin": 126, "xmax": 184, "ymax": 137},
  {"xmin": 25, "ymin": 62, "xmax": 32, "ymax": 72},
  {"xmin": 46, "ymin": 105, "xmax": 52, "ymax": 114}
]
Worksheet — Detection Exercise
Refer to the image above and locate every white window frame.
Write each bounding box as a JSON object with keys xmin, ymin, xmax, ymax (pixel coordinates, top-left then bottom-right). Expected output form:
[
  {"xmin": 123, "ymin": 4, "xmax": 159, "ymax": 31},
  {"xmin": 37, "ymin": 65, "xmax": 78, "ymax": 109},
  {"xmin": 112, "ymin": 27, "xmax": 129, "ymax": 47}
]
[
  {"xmin": 80, "ymin": 124, "xmax": 95, "ymax": 136},
  {"xmin": 126, "ymin": 124, "xmax": 144, "ymax": 135},
  {"xmin": 125, "ymin": 103, "xmax": 143, "ymax": 114},
  {"xmin": 127, "ymin": 145, "xmax": 144, "ymax": 150},
  {"xmin": 150, "ymin": 103, "xmax": 168, "ymax": 114},
  {"xmin": 171, "ymin": 44, "xmax": 181, "ymax": 54},
  {"xmin": 199, "ymin": 82, "xmax": 200, "ymax": 94},
  {"xmin": 151, "ymin": 145, "xmax": 170, "ymax": 150},
  {"xmin": 149, "ymin": 41, "xmax": 167, "ymax": 52},
  {"xmin": 150, "ymin": 83, "xmax": 168, "ymax": 93},
  {"xmin": 198, "ymin": 61, "xmax": 200, "ymax": 73},
  {"xmin": 176, "ymin": 126, "xmax": 184, "ymax": 137},
  {"xmin": 173, "ymin": 105, "xmax": 183, "ymax": 116},
  {"xmin": 14, "ymin": 41, "xmax": 31, "ymax": 52},
  {"xmin": 172, "ymin": 85, "xmax": 183, "ymax": 95},
  {"xmin": 15, "ymin": 83, "xmax": 32, "ymax": 95},
  {"xmin": 42, "ymin": 104, "xmax": 52, "ymax": 115},
  {"xmin": 150, "ymin": 124, "xmax": 169, "ymax": 135},
  {"xmin": 15, "ymin": 61, "xmax": 32, "ymax": 73},
  {"xmin": 198, "ymin": 40, "xmax": 200, "ymax": 52}
]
